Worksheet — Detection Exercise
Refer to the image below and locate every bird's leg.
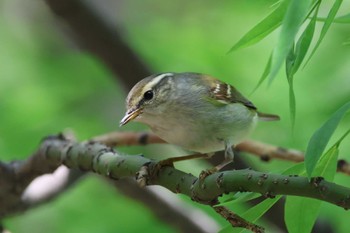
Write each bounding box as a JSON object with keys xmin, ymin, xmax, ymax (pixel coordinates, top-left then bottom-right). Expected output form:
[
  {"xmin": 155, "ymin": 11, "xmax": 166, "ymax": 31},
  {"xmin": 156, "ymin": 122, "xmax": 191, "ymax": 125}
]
[
  {"xmin": 199, "ymin": 142, "xmax": 234, "ymax": 180},
  {"xmin": 216, "ymin": 143, "xmax": 235, "ymax": 171}
]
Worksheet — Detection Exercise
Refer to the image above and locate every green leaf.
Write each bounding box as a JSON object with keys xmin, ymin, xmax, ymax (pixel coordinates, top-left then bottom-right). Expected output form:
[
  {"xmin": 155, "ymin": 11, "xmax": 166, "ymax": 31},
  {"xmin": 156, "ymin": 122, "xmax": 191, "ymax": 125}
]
[
  {"xmin": 228, "ymin": 1, "xmax": 289, "ymax": 53},
  {"xmin": 317, "ymin": 12, "xmax": 350, "ymax": 24},
  {"xmin": 305, "ymin": 101, "xmax": 350, "ymax": 178},
  {"xmin": 291, "ymin": 4, "xmax": 319, "ymax": 74},
  {"xmin": 250, "ymin": 53, "xmax": 272, "ymax": 94},
  {"xmin": 334, "ymin": 128, "xmax": 350, "ymax": 148},
  {"xmin": 285, "ymin": 197, "xmax": 321, "ymax": 233},
  {"xmin": 332, "ymin": 12, "xmax": 350, "ymax": 23},
  {"xmin": 284, "ymin": 4, "xmax": 319, "ymax": 128},
  {"xmin": 288, "ymin": 78, "xmax": 296, "ymax": 128},
  {"xmin": 314, "ymin": 133, "xmax": 344, "ymax": 179},
  {"xmin": 285, "ymin": 143, "xmax": 339, "ymax": 233},
  {"xmin": 282, "ymin": 162, "xmax": 306, "ymax": 175},
  {"xmin": 285, "ymin": 42, "xmax": 295, "ymax": 78},
  {"xmin": 218, "ymin": 192, "xmax": 262, "ymax": 207},
  {"xmin": 315, "ymin": 147, "xmax": 339, "ymax": 179},
  {"xmin": 304, "ymin": 0, "xmax": 343, "ymax": 66},
  {"xmin": 285, "ymin": 44, "xmax": 297, "ymax": 128},
  {"xmin": 268, "ymin": 0, "xmax": 312, "ymax": 83},
  {"xmin": 234, "ymin": 199, "xmax": 280, "ymax": 233}
]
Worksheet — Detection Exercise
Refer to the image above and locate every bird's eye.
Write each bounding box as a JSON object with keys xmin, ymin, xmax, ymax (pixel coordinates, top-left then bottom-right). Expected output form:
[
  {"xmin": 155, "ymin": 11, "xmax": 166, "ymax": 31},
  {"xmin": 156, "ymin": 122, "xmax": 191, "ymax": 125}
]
[{"xmin": 143, "ymin": 90, "xmax": 154, "ymax": 100}]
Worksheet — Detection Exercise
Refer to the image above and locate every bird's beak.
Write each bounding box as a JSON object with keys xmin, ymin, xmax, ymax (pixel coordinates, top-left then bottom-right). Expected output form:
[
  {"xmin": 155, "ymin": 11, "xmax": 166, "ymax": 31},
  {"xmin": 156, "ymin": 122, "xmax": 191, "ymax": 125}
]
[{"xmin": 119, "ymin": 108, "xmax": 141, "ymax": 126}]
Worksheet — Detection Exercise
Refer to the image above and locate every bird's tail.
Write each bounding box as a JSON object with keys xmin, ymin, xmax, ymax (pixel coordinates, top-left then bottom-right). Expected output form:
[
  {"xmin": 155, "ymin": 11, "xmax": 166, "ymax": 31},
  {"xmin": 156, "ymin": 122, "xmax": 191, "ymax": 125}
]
[{"xmin": 257, "ymin": 112, "xmax": 280, "ymax": 121}]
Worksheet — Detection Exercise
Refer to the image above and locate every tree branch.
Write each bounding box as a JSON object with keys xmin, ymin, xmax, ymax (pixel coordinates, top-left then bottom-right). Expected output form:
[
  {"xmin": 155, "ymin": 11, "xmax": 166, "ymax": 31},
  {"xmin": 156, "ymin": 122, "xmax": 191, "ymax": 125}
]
[
  {"xmin": 2, "ymin": 134, "xmax": 350, "ymax": 232},
  {"xmin": 0, "ymin": 132, "xmax": 216, "ymax": 233},
  {"xmin": 92, "ymin": 131, "xmax": 350, "ymax": 176}
]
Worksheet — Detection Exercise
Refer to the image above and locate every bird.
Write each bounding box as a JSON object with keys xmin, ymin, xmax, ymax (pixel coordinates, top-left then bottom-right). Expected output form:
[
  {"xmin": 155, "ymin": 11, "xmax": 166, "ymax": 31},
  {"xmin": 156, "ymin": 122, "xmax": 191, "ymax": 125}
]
[{"xmin": 120, "ymin": 72, "xmax": 279, "ymax": 175}]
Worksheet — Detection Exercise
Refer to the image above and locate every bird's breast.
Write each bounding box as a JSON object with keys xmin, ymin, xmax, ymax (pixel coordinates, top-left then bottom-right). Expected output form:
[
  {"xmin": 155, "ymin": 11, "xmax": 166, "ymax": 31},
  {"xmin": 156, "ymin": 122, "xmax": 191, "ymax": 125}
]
[{"xmin": 140, "ymin": 103, "xmax": 257, "ymax": 154}]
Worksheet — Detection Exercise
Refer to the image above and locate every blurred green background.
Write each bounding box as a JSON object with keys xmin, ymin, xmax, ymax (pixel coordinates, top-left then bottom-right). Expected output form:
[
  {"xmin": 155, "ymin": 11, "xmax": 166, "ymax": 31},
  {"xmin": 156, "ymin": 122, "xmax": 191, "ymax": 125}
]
[{"xmin": 1, "ymin": 0, "xmax": 349, "ymax": 232}]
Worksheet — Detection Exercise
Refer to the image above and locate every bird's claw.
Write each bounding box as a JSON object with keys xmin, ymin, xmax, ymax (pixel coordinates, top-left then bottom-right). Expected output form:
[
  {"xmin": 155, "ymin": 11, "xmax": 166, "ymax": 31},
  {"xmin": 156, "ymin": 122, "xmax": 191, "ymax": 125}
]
[
  {"xmin": 136, "ymin": 158, "xmax": 176, "ymax": 187},
  {"xmin": 152, "ymin": 158, "xmax": 175, "ymax": 176},
  {"xmin": 199, "ymin": 167, "xmax": 218, "ymax": 181}
]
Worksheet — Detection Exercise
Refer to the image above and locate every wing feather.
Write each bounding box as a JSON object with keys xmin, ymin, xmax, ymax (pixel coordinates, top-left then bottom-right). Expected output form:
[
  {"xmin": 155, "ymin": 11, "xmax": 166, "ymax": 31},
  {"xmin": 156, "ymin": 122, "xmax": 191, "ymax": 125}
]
[{"xmin": 202, "ymin": 75, "xmax": 257, "ymax": 110}]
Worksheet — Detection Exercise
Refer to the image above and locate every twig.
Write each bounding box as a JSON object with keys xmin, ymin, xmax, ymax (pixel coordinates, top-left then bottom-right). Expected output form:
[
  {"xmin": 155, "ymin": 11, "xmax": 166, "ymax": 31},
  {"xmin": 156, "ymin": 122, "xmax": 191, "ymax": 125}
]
[
  {"xmin": 90, "ymin": 131, "xmax": 165, "ymax": 147},
  {"xmin": 237, "ymin": 140, "xmax": 304, "ymax": 162},
  {"xmin": 213, "ymin": 206, "xmax": 264, "ymax": 233}
]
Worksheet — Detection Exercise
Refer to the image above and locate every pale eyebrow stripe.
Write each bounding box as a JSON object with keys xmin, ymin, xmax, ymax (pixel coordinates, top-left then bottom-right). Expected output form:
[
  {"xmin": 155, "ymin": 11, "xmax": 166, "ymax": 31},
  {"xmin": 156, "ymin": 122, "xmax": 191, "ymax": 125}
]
[{"xmin": 142, "ymin": 73, "xmax": 174, "ymax": 92}]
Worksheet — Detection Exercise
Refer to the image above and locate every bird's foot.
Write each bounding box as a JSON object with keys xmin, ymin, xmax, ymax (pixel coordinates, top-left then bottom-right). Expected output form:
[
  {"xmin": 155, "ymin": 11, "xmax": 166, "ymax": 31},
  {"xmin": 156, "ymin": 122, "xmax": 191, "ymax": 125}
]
[
  {"xmin": 199, "ymin": 167, "xmax": 218, "ymax": 181},
  {"xmin": 153, "ymin": 158, "xmax": 175, "ymax": 175},
  {"xmin": 136, "ymin": 159, "xmax": 174, "ymax": 187},
  {"xmin": 198, "ymin": 156, "xmax": 233, "ymax": 181}
]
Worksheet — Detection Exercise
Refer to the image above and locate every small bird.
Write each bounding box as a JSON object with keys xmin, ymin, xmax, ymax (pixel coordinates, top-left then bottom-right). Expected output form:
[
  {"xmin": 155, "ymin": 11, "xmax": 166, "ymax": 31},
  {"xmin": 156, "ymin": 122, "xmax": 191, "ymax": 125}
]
[{"xmin": 120, "ymin": 72, "xmax": 279, "ymax": 173}]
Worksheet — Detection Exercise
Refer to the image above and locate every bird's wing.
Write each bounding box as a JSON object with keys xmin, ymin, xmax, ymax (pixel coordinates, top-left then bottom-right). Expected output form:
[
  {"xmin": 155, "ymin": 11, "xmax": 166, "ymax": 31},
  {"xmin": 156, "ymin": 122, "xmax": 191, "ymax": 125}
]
[{"xmin": 202, "ymin": 75, "xmax": 257, "ymax": 110}]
